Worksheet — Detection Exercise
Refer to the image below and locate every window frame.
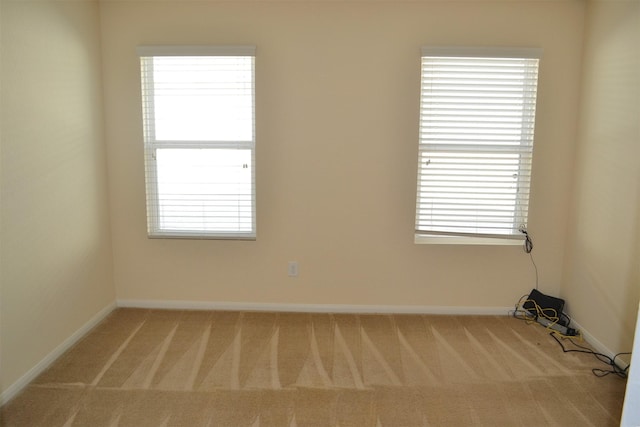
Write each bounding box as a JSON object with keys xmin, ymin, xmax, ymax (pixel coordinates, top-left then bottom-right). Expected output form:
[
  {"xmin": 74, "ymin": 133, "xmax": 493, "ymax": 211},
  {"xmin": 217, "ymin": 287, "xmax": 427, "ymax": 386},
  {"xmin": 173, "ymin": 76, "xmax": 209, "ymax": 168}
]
[
  {"xmin": 137, "ymin": 45, "xmax": 256, "ymax": 240},
  {"xmin": 414, "ymin": 47, "xmax": 542, "ymax": 245}
]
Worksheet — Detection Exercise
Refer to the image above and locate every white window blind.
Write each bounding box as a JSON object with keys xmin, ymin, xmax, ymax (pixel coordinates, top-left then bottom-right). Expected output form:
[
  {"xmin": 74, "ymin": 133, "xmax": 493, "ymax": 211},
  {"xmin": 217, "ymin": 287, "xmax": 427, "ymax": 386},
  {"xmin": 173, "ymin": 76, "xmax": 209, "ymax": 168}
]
[
  {"xmin": 415, "ymin": 47, "xmax": 541, "ymax": 241},
  {"xmin": 138, "ymin": 46, "xmax": 256, "ymax": 239}
]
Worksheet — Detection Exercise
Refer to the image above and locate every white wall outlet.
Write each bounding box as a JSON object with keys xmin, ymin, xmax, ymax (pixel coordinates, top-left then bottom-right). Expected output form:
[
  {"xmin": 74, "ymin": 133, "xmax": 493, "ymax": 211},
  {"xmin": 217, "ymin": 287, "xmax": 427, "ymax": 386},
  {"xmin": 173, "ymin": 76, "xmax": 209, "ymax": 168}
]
[{"xmin": 288, "ymin": 261, "xmax": 299, "ymax": 277}]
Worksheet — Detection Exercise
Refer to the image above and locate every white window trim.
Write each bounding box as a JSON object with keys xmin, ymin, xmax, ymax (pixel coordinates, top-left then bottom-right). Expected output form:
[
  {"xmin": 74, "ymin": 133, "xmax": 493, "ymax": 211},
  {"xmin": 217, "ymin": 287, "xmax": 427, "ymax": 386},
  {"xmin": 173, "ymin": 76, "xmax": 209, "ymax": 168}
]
[
  {"xmin": 414, "ymin": 234, "xmax": 525, "ymax": 246},
  {"xmin": 138, "ymin": 45, "xmax": 256, "ymax": 240},
  {"xmin": 415, "ymin": 46, "xmax": 542, "ymax": 245}
]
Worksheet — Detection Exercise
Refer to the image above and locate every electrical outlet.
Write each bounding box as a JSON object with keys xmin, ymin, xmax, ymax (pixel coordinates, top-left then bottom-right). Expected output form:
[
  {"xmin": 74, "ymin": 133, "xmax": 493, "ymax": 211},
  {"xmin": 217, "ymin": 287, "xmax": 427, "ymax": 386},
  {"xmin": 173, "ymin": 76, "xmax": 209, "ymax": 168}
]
[{"xmin": 288, "ymin": 261, "xmax": 298, "ymax": 277}]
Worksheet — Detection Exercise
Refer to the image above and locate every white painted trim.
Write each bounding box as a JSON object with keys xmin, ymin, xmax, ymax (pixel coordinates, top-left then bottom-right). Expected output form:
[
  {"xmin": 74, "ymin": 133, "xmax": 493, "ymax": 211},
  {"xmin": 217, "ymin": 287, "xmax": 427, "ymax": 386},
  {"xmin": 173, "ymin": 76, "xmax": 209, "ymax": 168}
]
[
  {"xmin": 117, "ymin": 299, "xmax": 513, "ymax": 316},
  {"xmin": 570, "ymin": 318, "xmax": 630, "ymax": 369},
  {"xmin": 0, "ymin": 302, "xmax": 117, "ymax": 406}
]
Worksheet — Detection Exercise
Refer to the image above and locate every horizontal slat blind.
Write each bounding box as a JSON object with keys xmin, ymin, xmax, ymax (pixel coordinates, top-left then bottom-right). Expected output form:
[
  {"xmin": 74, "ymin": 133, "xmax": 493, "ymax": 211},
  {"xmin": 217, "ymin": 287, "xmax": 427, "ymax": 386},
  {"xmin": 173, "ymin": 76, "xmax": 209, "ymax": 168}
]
[
  {"xmin": 139, "ymin": 47, "xmax": 256, "ymax": 239},
  {"xmin": 415, "ymin": 49, "xmax": 540, "ymax": 239}
]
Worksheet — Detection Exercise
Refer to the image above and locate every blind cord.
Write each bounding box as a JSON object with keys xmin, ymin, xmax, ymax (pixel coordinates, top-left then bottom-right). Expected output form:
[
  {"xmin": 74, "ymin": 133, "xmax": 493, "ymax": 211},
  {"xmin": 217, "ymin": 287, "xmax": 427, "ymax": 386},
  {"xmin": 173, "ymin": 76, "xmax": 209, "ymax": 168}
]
[
  {"xmin": 521, "ymin": 229, "xmax": 533, "ymax": 253},
  {"xmin": 520, "ymin": 228, "xmax": 538, "ymax": 290}
]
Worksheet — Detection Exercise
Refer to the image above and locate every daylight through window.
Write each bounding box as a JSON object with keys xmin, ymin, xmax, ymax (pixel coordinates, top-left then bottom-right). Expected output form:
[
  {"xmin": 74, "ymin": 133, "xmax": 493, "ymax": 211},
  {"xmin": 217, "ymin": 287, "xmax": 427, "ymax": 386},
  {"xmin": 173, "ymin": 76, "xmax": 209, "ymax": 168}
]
[
  {"xmin": 138, "ymin": 46, "xmax": 256, "ymax": 239},
  {"xmin": 415, "ymin": 47, "xmax": 541, "ymax": 243}
]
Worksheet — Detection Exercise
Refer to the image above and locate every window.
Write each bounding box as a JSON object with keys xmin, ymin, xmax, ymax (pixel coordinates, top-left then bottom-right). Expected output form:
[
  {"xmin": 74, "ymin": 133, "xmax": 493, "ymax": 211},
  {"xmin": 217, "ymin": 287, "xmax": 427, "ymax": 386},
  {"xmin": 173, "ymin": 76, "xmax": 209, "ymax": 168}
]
[
  {"xmin": 415, "ymin": 47, "xmax": 541, "ymax": 244},
  {"xmin": 138, "ymin": 46, "xmax": 256, "ymax": 239}
]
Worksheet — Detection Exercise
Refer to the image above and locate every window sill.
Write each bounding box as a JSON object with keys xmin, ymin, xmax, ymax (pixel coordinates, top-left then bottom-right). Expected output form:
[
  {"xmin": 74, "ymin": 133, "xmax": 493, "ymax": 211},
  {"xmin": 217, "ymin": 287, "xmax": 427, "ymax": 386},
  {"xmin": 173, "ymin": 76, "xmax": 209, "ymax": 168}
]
[
  {"xmin": 148, "ymin": 231, "xmax": 256, "ymax": 240},
  {"xmin": 414, "ymin": 234, "xmax": 525, "ymax": 246}
]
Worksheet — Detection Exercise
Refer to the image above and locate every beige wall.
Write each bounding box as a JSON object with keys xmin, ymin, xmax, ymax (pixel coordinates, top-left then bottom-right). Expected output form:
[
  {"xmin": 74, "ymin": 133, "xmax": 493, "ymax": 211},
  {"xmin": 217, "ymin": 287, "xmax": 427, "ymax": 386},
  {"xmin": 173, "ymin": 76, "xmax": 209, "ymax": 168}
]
[
  {"xmin": 2, "ymin": 0, "xmax": 637, "ymax": 407},
  {"xmin": 100, "ymin": 1, "xmax": 585, "ymax": 307},
  {"xmin": 563, "ymin": 0, "xmax": 640, "ymax": 355},
  {"xmin": 0, "ymin": 0, "xmax": 115, "ymax": 396}
]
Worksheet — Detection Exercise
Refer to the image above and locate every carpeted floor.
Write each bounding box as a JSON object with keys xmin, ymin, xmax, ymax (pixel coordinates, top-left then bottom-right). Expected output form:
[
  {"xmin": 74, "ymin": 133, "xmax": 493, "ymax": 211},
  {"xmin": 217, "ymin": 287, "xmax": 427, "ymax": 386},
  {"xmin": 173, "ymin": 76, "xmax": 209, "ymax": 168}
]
[{"xmin": 0, "ymin": 309, "xmax": 628, "ymax": 426}]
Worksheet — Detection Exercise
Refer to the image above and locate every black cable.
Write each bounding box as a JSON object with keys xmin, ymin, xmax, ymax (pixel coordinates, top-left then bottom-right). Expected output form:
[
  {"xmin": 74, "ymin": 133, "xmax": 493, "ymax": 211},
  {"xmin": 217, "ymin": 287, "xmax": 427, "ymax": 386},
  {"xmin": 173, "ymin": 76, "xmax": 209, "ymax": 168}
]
[
  {"xmin": 529, "ymin": 252, "xmax": 539, "ymax": 290},
  {"xmin": 550, "ymin": 332, "xmax": 631, "ymax": 379},
  {"xmin": 522, "ymin": 230, "xmax": 533, "ymax": 254},
  {"xmin": 519, "ymin": 228, "xmax": 538, "ymax": 289},
  {"xmin": 511, "ymin": 281, "xmax": 631, "ymax": 379},
  {"xmin": 559, "ymin": 312, "xmax": 571, "ymax": 327}
]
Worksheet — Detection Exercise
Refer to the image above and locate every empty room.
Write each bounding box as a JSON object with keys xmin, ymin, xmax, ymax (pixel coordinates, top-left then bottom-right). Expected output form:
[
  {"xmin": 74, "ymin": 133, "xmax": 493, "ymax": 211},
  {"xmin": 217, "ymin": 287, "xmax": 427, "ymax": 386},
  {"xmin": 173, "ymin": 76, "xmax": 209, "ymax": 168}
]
[{"xmin": 1, "ymin": 0, "xmax": 639, "ymax": 425}]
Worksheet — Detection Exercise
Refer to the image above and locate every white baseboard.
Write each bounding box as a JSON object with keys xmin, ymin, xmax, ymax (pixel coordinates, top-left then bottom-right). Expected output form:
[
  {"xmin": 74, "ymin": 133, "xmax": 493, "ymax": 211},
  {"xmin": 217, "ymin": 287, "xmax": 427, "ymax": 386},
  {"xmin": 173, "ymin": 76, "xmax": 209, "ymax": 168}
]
[
  {"xmin": 570, "ymin": 318, "xmax": 629, "ymax": 369},
  {"xmin": 0, "ymin": 302, "xmax": 117, "ymax": 406},
  {"xmin": 117, "ymin": 299, "xmax": 514, "ymax": 316}
]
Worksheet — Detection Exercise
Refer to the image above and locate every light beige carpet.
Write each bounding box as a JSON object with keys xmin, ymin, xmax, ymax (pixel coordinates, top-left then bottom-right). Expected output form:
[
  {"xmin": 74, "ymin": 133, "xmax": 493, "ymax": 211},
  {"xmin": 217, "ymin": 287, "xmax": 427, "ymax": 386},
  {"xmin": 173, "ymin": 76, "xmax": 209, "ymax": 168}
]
[{"xmin": 1, "ymin": 309, "xmax": 627, "ymax": 426}]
